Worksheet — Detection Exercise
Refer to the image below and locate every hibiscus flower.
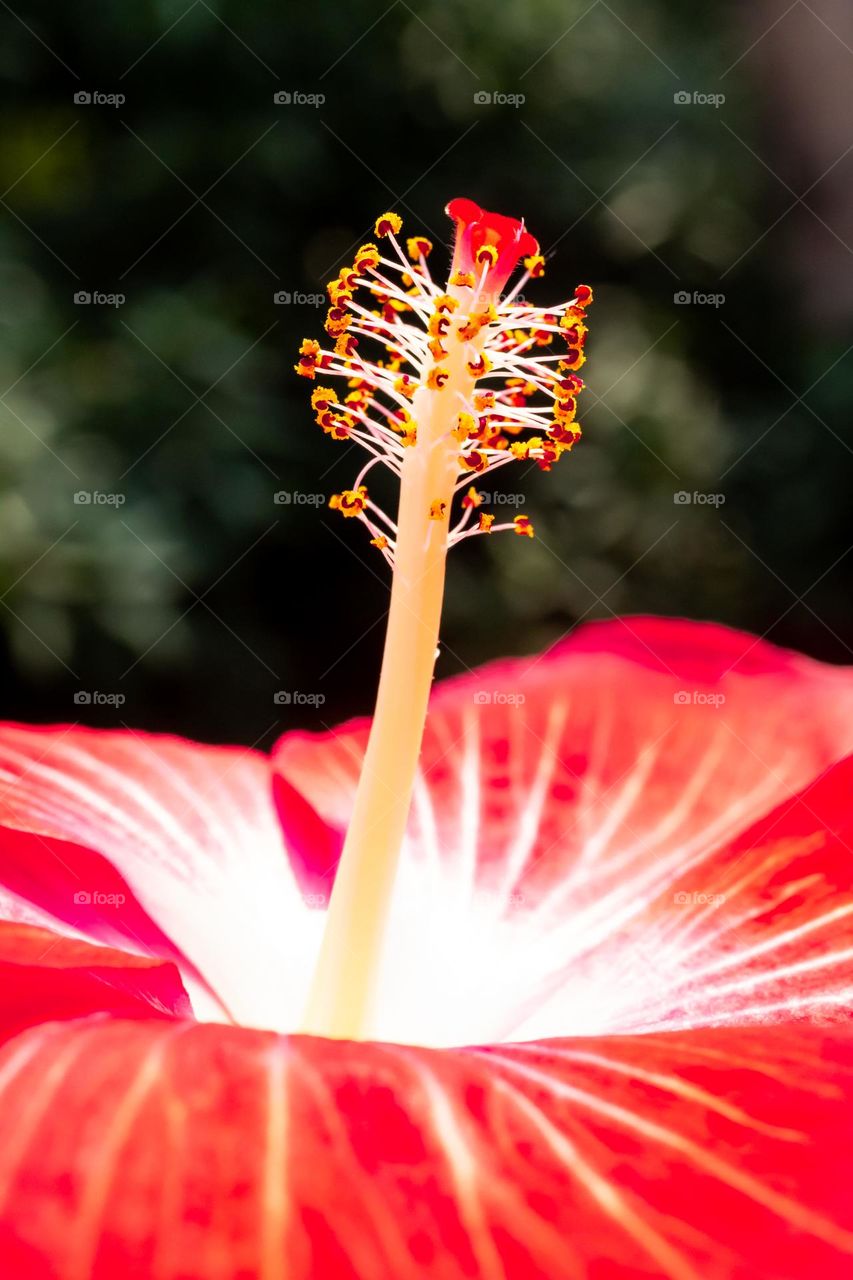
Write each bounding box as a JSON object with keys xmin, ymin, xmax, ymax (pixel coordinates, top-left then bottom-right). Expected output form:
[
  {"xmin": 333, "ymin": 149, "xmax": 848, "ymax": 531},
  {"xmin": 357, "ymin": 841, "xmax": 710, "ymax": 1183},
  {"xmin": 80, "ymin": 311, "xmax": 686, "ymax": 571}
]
[
  {"xmin": 1, "ymin": 201, "xmax": 851, "ymax": 1279},
  {"xmin": 0, "ymin": 618, "xmax": 852, "ymax": 1278}
]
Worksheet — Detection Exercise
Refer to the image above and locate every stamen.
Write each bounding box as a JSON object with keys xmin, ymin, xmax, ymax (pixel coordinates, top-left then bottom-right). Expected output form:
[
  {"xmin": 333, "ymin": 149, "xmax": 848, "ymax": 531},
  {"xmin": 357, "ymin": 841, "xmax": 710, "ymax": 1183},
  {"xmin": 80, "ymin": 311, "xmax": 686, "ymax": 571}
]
[{"xmin": 298, "ymin": 200, "xmax": 593, "ymax": 1040}]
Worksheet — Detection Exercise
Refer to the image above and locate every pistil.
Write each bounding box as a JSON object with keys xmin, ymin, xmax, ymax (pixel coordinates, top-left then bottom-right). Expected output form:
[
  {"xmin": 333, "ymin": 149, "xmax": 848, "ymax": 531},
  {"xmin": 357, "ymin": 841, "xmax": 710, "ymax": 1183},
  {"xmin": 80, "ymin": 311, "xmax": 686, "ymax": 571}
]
[
  {"xmin": 302, "ymin": 329, "xmax": 478, "ymax": 1039},
  {"xmin": 297, "ymin": 201, "xmax": 592, "ymax": 1039}
]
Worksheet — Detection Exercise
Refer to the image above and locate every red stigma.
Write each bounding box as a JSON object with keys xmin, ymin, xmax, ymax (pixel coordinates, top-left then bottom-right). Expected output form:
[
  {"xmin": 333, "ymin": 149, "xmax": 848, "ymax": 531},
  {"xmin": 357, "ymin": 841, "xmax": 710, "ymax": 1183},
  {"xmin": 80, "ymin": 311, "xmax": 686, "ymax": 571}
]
[{"xmin": 446, "ymin": 197, "xmax": 539, "ymax": 295}]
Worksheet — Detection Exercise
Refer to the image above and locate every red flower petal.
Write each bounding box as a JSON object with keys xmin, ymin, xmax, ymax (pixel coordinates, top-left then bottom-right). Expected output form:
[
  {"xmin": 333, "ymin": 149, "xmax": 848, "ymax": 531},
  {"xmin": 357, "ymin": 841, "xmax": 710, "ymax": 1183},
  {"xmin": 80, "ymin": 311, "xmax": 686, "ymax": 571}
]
[
  {"xmin": 0, "ymin": 922, "xmax": 190, "ymax": 1044},
  {"xmin": 0, "ymin": 1018, "xmax": 850, "ymax": 1279},
  {"xmin": 0, "ymin": 726, "xmax": 320, "ymax": 1030},
  {"xmin": 274, "ymin": 618, "xmax": 853, "ymax": 1044}
]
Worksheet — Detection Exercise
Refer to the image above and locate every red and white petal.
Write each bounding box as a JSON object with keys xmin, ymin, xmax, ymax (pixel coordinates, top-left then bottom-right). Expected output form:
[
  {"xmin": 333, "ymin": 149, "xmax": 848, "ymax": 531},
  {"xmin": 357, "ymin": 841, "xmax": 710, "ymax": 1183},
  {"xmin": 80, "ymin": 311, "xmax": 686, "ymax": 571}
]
[
  {"xmin": 0, "ymin": 922, "xmax": 190, "ymax": 1044},
  {"xmin": 0, "ymin": 1019, "xmax": 850, "ymax": 1280},
  {"xmin": 274, "ymin": 619, "xmax": 853, "ymax": 1045},
  {"xmin": 600, "ymin": 752, "xmax": 853, "ymax": 1033},
  {"xmin": 0, "ymin": 726, "xmax": 323, "ymax": 1031}
]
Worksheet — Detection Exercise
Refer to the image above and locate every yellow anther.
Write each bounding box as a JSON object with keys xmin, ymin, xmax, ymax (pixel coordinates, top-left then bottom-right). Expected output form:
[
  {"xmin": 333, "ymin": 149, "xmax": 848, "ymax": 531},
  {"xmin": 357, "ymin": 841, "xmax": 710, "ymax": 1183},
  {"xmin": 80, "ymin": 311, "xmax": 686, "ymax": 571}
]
[
  {"xmin": 510, "ymin": 438, "xmax": 542, "ymax": 459},
  {"xmin": 560, "ymin": 311, "xmax": 588, "ymax": 340},
  {"xmin": 375, "ymin": 212, "xmax": 403, "ymax": 237},
  {"xmin": 334, "ymin": 333, "xmax": 358, "ymax": 358},
  {"xmin": 327, "ymin": 277, "xmax": 353, "ymax": 305},
  {"xmin": 560, "ymin": 347, "xmax": 586, "ymax": 371},
  {"xmin": 325, "ymin": 306, "xmax": 352, "ymax": 337},
  {"xmin": 475, "ymin": 244, "xmax": 499, "ymax": 268},
  {"xmin": 429, "ymin": 500, "xmax": 447, "ymax": 520},
  {"xmin": 353, "ymin": 243, "xmax": 380, "ymax": 273},
  {"xmin": 524, "ymin": 253, "xmax": 546, "ymax": 278},
  {"xmin": 553, "ymin": 399, "xmax": 578, "ymax": 425},
  {"xmin": 459, "ymin": 450, "xmax": 487, "ymax": 473},
  {"xmin": 370, "ymin": 535, "xmax": 389, "ymax": 550},
  {"xmin": 553, "ymin": 380, "xmax": 578, "ymax": 402},
  {"xmin": 513, "ymin": 515, "xmax": 534, "ymax": 537},
  {"xmin": 295, "ymin": 337, "xmax": 323, "ymax": 379},
  {"xmin": 478, "ymin": 513, "xmax": 495, "ymax": 532},
  {"xmin": 450, "ymin": 270, "xmax": 476, "ymax": 288},
  {"xmin": 453, "ymin": 412, "xmax": 476, "ymax": 442},
  {"xmin": 324, "ymin": 417, "xmax": 352, "ymax": 440},
  {"xmin": 330, "ymin": 486, "xmax": 368, "ymax": 517},
  {"xmin": 457, "ymin": 306, "xmax": 496, "ymax": 343},
  {"xmin": 311, "ymin": 385, "xmax": 337, "ymax": 411},
  {"xmin": 406, "ymin": 235, "xmax": 433, "ymax": 260},
  {"xmin": 466, "ymin": 353, "xmax": 492, "ymax": 377},
  {"xmin": 549, "ymin": 421, "xmax": 581, "ymax": 446},
  {"xmin": 427, "ymin": 367, "xmax": 449, "ymax": 391}
]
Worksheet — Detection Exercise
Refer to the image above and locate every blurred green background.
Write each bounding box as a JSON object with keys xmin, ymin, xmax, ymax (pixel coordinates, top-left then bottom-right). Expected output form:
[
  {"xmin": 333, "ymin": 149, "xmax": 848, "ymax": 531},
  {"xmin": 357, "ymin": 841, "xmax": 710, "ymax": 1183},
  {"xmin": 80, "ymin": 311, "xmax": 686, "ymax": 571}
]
[{"xmin": 1, "ymin": 0, "xmax": 852, "ymax": 746}]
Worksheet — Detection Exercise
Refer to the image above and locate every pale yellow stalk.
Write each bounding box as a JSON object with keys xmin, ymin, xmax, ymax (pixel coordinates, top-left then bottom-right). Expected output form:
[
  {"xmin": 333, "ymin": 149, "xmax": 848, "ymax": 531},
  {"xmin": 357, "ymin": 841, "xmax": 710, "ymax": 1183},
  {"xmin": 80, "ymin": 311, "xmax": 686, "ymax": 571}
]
[{"xmin": 301, "ymin": 293, "xmax": 484, "ymax": 1040}]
